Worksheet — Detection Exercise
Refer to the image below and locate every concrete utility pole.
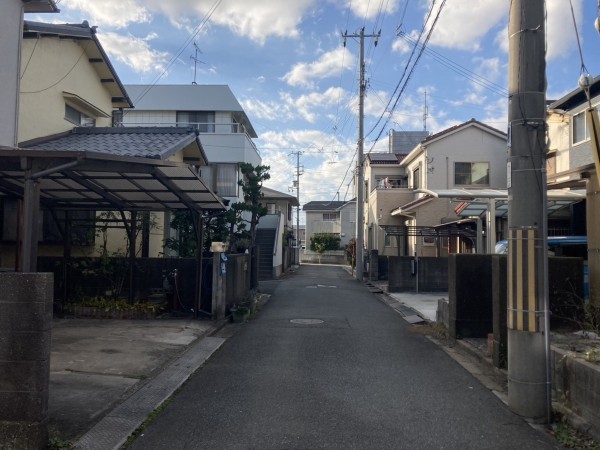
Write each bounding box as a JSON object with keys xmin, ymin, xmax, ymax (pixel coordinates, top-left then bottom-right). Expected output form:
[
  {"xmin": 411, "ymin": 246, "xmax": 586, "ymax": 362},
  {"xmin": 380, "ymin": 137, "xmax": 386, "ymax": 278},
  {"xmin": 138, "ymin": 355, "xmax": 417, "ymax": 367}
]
[
  {"xmin": 290, "ymin": 150, "xmax": 303, "ymax": 261},
  {"xmin": 343, "ymin": 27, "xmax": 380, "ymax": 281},
  {"xmin": 507, "ymin": 0, "xmax": 551, "ymax": 422}
]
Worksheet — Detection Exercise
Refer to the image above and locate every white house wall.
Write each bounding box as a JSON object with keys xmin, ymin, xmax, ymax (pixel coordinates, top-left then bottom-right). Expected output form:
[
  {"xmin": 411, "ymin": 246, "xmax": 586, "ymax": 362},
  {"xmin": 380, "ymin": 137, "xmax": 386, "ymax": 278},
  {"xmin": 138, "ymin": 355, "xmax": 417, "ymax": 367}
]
[
  {"xmin": 339, "ymin": 203, "xmax": 356, "ymax": 247},
  {"xmin": 19, "ymin": 37, "xmax": 113, "ymax": 142},
  {"xmin": 547, "ymin": 111, "xmax": 572, "ymax": 180},
  {"xmin": 423, "ymin": 127, "xmax": 508, "ymax": 191}
]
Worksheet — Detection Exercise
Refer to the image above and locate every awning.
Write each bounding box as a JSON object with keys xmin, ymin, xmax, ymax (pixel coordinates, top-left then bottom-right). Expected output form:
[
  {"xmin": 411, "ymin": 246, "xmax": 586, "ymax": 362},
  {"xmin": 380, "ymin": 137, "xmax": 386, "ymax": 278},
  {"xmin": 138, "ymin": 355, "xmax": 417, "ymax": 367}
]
[
  {"xmin": 414, "ymin": 188, "xmax": 585, "ymax": 218},
  {"xmin": 0, "ymin": 149, "xmax": 225, "ymax": 212}
]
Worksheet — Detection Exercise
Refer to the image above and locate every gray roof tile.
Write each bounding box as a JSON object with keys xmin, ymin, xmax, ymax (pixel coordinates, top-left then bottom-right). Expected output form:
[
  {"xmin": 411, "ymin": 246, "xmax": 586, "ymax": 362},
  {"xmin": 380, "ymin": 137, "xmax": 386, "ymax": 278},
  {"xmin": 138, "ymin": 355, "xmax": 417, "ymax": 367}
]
[{"xmin": 22, "ymin": 127, "xmax": 199, "ymax": 160}]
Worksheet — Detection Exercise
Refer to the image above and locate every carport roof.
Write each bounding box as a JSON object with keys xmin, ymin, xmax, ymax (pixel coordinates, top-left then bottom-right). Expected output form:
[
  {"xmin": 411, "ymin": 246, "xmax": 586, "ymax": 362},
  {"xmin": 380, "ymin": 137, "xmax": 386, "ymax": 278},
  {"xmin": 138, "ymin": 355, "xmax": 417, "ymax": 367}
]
[
  {"xmin": 0, "ymin": 148, "xmax": 225, "ymax": 212},
  {"xmin": 418, "ymin": 188, "xmax": 585, "ymax": 218}
]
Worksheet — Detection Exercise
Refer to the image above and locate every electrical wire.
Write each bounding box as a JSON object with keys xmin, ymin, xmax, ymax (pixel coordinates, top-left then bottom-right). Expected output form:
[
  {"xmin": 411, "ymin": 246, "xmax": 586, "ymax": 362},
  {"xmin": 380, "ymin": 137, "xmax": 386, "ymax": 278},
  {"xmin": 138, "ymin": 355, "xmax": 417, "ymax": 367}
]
[
  {"xmin": 363, "ymin": 0, "xmax": 438, "ymax": 142},
  {"xmin": 366, "ymin": 0, "xmax": 447, "ymax": 152},
  {"xmin": 20, "ymin": 42, "xmax": 89, "ymax": 94},
  {"xmin": 124, "ymin": 0, "xmax": 223, "ymax": 113},
  {"xmin": 397, "ymin": 33, "xmax": 508, "ymax": 97}
]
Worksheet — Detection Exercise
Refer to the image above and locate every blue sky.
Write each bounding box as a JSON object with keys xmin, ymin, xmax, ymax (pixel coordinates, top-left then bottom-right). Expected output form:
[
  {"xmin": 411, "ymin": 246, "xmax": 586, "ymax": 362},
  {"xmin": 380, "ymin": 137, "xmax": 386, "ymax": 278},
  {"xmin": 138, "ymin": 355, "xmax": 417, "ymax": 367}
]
[{"xmin": 29, "ymin": 0, "xmax": 600, "ymax": 210}]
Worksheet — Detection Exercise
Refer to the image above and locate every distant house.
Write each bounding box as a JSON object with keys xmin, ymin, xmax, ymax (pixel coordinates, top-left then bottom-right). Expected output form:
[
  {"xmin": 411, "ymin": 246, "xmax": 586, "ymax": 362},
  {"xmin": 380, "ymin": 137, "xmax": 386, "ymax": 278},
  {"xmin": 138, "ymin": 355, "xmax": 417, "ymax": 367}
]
[
  {"xmin": 256, "ymin": 187, "xmax": 299, "ymax": 279},
  {"xmin": 118, "ymin": 84, "xmax": 261, "ymax": 205},
  {"xmin": 303, "ymin": 200, "xmax": 356, "ymax": 250},
  {"xmin": 364, "ymin": 152, "xmax": 412, "ymax": 256},
  {"xmin": 387, "ymin": 119, "xmax": 509, "ymax": 256}
]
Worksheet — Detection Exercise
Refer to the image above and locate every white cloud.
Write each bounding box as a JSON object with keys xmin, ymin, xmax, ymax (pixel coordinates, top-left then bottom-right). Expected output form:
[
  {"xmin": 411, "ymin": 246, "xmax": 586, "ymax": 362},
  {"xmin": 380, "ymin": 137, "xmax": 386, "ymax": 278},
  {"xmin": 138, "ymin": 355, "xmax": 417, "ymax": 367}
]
[
  {"xmin": 61, "ymin": 0, "xmax": 151, "ymax": 28},
  {"xmin": 259, "ymin": 128, "xmax": 356, "ymax": 203},
  {"xmin": 99, "ymin": 32, "xmax": 170, "ymax": 73},
  {"xmin": 294, "ymin": 87, "xmax": 348, "ymax": 122},
  {"xmin": 345, "ymin": 0, "xmax": 401, "ymax": 20},
  {"xmin": 489, "ymin": 0, "xmax": 584, "ymax": 63},
  {"xmin": 283, "ymin": 47, "xmax": 356, "ymax": 88},
  {"xmin": 242, "ymin": 87, "xmax": 348, "ymax": 124},
  {"xmin": 391, "ymin": 38, "xmax": 412, "ymax": 55},
  {"xmin": 423, "ymin": 0, "xmax": 507, "ymax": 51},
  {"xmin": 145, "ymin": 0, "xmax": 316, "ymax": 45},
  {"xmin": 546, "ymin": 0, "xmax": 583, "ymax": 61}
]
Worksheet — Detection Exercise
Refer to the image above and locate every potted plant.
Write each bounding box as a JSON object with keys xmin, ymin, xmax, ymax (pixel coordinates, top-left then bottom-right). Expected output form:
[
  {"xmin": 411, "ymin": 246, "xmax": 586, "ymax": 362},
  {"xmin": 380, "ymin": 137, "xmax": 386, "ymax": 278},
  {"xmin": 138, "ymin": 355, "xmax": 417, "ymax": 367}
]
[{"xmin": 231, "ymin": 304, "xmax": 250, "ymax": 323}]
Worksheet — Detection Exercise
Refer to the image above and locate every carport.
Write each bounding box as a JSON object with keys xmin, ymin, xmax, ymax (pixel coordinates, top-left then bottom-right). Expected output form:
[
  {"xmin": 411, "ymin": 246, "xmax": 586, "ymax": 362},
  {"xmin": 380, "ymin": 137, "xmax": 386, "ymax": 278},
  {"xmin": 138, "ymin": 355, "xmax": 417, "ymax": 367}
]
[
  {"xmin": 389, "ymin": 188, "xmax": 586, "ymax": 254},
  {"xmin": 0, "ymin": 143, "xmax": 225, "ymax": 309}
]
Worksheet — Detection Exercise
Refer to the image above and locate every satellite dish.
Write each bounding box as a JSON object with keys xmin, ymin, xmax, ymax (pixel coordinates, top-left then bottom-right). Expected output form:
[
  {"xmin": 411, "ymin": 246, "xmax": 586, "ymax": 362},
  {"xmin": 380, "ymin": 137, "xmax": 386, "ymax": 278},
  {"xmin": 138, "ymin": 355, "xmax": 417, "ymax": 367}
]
[{"xmin": 595, "ymin": 16, "xmax": 600, "ymax": 34}]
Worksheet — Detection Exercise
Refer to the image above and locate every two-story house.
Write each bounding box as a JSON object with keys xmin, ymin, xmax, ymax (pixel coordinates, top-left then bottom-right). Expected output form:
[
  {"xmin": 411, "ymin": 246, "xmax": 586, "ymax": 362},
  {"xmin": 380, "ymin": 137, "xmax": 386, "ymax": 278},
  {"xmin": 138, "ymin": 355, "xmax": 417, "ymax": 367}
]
[
  {"xmin": 546, "ymin": 75, "xmax": 600, "ymax": 305},
  {"xmin": 362, "ymin": 131, "xmax": 429, "ymax": 257},
  {"xmin": 118, "ymin": 84, "xmax": 261, "ymax": 206},
  {"xmin": 303, "ymin": 200, "xmax": 356, "ymax": 251},
  {"xmin": 1, "ymin": 20, "xmax": 223, "ymax": 271},
  {"xmin": 388, "ymin": 119, "xmax": 509, "ymax": 256}
]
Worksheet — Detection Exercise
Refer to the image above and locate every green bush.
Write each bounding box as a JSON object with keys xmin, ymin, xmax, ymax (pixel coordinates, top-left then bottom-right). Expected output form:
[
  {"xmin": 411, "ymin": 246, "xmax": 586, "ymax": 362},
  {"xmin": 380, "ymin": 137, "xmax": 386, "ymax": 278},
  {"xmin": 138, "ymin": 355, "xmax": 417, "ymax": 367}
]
[{"xmin": 309, "ymin": 233, "xmax": 341, "ymax": 252}]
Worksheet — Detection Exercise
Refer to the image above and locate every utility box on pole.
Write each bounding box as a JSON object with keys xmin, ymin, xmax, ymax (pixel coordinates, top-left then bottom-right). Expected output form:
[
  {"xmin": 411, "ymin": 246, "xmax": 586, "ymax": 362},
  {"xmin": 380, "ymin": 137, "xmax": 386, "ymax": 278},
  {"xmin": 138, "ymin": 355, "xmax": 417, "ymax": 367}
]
[{"xmin": 507, "ymin": 0, "xmax": 551, "ymax": 422}]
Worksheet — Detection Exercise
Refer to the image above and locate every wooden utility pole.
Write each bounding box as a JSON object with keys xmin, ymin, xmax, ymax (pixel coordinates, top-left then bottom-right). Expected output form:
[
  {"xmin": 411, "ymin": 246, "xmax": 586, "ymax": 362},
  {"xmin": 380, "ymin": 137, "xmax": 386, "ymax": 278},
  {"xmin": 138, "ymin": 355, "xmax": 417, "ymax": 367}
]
[
  {"xmin": 507, "ymin": 0, "xmax": 551, "ymax": 422},
  {"xmin": 343, "ymin": 27, "xmax": 380, "ymax": 281}
]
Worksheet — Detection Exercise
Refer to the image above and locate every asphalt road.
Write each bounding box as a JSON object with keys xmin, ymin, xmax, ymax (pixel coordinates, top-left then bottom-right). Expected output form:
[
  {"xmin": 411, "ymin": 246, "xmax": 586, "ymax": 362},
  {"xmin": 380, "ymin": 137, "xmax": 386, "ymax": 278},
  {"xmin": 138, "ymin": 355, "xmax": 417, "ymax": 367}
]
[{"xmin": 129, "ymin": 264, "xmax": 559, "ymax": 449}]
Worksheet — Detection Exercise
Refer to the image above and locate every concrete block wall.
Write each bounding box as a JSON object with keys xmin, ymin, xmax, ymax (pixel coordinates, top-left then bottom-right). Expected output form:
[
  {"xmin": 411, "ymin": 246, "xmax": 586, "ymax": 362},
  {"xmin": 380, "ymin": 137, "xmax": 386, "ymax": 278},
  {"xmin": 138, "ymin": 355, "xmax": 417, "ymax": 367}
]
[
  {"xmin": 0, "ymin": 273, "xmax": 53, "ymax": 449},
  {"xmin": 388, "ymin": 256, "xmax": 448, "ymax": 292}
]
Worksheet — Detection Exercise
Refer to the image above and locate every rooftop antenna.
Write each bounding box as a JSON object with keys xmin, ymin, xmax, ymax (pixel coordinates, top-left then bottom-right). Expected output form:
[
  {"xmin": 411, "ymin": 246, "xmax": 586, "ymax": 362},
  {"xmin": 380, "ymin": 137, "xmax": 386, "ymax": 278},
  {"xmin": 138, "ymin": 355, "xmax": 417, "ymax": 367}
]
[
  {"xmin": 190, "ymin": 42, "xmax": 205, "ymax": 85},
  {"xmin": 423, "ymin": 89, "xmax": 428, "ymax": 132}
]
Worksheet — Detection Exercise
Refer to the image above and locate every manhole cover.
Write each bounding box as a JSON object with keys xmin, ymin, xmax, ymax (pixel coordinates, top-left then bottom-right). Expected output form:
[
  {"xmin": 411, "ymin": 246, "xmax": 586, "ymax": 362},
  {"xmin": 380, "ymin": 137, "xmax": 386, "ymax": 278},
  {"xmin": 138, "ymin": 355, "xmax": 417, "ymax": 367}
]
[{"xmin": 290, "ymin": 319, "xmax": 324, "ymax": 325}]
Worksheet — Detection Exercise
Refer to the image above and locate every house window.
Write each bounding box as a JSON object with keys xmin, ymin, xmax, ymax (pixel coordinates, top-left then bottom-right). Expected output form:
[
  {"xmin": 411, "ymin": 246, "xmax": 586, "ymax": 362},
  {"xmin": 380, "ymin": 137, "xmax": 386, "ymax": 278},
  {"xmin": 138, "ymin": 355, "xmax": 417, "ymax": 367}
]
[
  {"xmin": 266, "ymin": 203, "xmax": 276, "ymax": 214},
  {"xmin": 454, "ymin": 162, "xmax": 489, "ymax": 186},
  {"xmin": 412, "ymin": 167, "xmax": 421, "ymax": 189},
  {"xmin": 322, "ymin": 213, "xmax": 337, "ymax": 221},
  {"xmin": 199, "ymin": 164, "xmax": 238, "ymax": 197},
  {"xmin": 422, "ymin": 236, "xmax": 435, "ymax": 246},
  {"xmin": 546, "ymin": 152, "xmax": 557, "ymax": 177},
  {"xmin": 65, "ymin": 104, "xmax": 95, "ymax": 127},
  {"xmin": 215, "ymin": 164, "xmax": 238, "ymax": 197},
  {"xmin": 112, "ymin": 110, "xmax": 123, "ymax": 127},
  {"xmin": 384, "ymin": 233, "xmax": 397, "ymax": 248},
  {"xmin": 572, "ymin": 111, "xmax": 590, "ymax": 144},
  {"xmin": 176, "ymin": 111, "xmax": 215, "ymax": 132}
]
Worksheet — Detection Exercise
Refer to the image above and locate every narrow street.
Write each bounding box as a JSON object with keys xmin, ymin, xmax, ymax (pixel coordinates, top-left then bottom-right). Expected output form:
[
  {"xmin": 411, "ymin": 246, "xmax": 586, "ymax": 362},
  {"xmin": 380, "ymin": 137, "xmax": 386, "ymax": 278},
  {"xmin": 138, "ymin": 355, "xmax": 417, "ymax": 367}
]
[{"xmin": 129, "ymin": 265, "xmax": 558, "ymax": 449}]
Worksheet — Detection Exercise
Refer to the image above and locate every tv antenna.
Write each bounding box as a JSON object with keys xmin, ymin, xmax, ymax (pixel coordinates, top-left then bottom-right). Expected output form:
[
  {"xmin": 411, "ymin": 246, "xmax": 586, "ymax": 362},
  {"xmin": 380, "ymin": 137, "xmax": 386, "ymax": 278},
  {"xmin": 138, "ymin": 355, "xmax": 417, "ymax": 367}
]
[{"xmin": 190, "ymin": 42, "xmax": 205, "ymax": 85}]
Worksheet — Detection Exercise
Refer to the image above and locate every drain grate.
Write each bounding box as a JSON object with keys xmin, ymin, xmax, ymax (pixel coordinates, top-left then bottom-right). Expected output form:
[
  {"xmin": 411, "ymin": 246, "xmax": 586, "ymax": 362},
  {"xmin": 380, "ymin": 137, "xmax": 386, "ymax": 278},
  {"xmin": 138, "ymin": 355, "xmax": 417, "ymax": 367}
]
[{"xmin": 290, "ymin": 319, "xmax": 324, "ymax": 325}]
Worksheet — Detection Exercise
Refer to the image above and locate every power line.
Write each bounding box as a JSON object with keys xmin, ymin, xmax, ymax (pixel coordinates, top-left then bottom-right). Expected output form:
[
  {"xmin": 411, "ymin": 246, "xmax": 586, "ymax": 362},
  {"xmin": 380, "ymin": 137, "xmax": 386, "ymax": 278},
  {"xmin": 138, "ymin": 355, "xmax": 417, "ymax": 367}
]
[{"xmin": 366, "ymin": 0, "xmax": 447, "ymax": 151}]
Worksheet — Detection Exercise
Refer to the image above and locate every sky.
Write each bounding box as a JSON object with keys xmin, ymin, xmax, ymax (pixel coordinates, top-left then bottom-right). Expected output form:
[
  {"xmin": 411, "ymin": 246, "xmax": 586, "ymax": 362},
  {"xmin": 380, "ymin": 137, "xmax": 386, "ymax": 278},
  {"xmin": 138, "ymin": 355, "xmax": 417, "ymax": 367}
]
[{"xmin": 28, "ymin": 0, "xmax": 600, "ymax": 220}]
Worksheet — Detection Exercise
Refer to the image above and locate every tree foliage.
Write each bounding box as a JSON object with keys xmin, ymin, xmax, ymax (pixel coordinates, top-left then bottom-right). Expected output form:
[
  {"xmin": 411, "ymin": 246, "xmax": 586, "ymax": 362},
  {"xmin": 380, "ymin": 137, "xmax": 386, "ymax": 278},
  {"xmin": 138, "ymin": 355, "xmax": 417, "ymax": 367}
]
[
  {"xmin": 230, "ymin": 163, "xmax": 271, "ymax": 248},
  {"xmin": 164, "ymin": 163, "xmax": 271, "ymax": 255},
  {"xmin": 310, "ymin": 233, "xmax": 341, "ymax": 252}
]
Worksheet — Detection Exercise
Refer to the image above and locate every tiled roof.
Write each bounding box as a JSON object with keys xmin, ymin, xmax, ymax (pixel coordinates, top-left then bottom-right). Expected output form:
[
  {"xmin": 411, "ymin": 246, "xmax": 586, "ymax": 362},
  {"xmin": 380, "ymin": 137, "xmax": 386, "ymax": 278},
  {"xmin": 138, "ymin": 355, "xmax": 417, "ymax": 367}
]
[
  {"xmin": 366, "ymin": 153, "xmax": 407, "ymax": 164},
  {"xmin": 303, "ymin": 201, "xmax": 347, "ymax": 211},
  {"xmin": 262, "ymin": 186, "xmax": 299, "ymax": 206},
  {"xmin": 21, "ymin": 127, "xmax": 203, "ymax": 161},
  {"xmin": 421, "ymin": 118, "xmax": 506, "ymax": 145}
]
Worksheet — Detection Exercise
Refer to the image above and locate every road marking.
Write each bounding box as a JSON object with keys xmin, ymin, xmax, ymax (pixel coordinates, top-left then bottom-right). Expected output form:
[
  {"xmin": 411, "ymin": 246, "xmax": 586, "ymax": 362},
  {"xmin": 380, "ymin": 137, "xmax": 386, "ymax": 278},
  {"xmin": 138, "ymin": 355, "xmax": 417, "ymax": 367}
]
[{"xmin": 290, "ymin": 319, "xmax": 325, "ymax": 325}]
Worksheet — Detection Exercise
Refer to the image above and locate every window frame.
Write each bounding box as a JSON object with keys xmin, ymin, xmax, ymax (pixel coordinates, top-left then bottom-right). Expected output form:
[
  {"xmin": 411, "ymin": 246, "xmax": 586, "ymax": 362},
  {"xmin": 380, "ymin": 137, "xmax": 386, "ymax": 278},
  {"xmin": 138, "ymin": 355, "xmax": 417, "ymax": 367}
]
[
  {"xmin": 454, "ymin": 161, "xmax": 490, "ymax": 187},
  {"xmin": 65, "ymin": 104, "xmax": 96, "ymax": 127}
]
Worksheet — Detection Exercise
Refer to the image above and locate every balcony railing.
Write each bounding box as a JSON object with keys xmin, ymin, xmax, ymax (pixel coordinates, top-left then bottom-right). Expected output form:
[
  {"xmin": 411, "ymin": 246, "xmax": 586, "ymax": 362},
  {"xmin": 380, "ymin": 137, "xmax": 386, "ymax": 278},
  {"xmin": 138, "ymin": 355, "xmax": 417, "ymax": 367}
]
[
  {"xmin": 371, "ymin": 177, "xmax": 409, "ymax": 192},
  {"xmin": 119, "ymin": 121, "xmax": 260, "ymax": 156}
]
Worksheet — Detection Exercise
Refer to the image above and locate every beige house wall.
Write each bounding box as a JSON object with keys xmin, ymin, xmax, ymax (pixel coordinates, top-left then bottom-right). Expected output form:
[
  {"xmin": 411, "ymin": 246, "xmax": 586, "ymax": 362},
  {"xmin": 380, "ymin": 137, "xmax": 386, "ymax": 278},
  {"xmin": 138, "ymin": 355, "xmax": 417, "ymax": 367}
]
[{"xmin": 19, "ymin": 37, "xmax": 113, "ymax": 143}]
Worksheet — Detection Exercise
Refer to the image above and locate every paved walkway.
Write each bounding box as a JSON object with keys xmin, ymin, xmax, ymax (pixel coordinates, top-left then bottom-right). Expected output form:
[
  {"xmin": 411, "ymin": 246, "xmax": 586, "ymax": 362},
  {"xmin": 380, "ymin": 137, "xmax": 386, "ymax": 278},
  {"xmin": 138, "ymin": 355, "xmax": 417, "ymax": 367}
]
[{"xmin": 49, "ymin": 319, "xmax": 217, "ymax": 444}]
